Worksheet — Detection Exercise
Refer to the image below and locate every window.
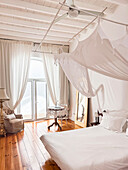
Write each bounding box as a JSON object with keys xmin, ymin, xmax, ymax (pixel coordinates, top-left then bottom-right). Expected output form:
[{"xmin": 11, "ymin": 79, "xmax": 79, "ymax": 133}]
[{"xmin": 18, "ymin": 55, "xmax": 47, "ymax": 120}]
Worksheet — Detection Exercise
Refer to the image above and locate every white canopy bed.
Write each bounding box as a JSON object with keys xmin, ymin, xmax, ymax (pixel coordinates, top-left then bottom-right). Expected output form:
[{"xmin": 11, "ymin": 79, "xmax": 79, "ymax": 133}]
[{"xmin": 40, "ymin": 20, "xmax": 128, "ymax": 169}]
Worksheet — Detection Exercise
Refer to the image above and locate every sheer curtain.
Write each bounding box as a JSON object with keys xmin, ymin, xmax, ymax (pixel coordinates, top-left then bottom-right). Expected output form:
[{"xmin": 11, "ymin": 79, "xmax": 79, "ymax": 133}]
[
  {"xmin": 0, "ymin": 39, "xmax": 32, "ymax": 110},
  {"xmin": 41, "ymin": 44, "xmax": 69, "ymax": 107}
]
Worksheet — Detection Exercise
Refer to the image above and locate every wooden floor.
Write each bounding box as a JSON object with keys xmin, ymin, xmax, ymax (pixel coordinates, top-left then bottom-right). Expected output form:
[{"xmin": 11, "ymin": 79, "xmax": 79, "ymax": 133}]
[{"xmin": 0, "ymin": 119, "xmax": 81, "ymax": 170}]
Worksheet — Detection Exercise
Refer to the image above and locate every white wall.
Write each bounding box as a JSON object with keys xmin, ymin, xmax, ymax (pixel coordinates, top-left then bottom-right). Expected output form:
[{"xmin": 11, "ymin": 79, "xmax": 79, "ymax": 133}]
[{"xmin": 69, "ymin": 4, "xmax": 128, "ymax": 121}]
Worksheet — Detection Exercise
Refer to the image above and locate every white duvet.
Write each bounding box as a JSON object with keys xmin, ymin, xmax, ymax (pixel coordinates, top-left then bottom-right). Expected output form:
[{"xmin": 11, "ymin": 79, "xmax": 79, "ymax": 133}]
[{"xmin": 40, "ymin": 126, "xmax": 128, "ymax": 170}]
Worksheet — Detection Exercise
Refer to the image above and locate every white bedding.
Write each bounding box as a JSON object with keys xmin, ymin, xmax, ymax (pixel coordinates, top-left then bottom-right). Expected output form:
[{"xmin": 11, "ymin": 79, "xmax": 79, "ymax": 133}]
[{"xmin": 40, "ymin": 126, "xmax": 128, "ymax": 170}]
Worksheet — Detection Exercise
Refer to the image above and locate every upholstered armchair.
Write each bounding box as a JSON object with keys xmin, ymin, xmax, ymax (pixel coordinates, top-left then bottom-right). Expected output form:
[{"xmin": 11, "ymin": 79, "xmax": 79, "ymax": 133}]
[{"xmin": 3, "ymin": 109, "xmax": 24, "ymax": 133}]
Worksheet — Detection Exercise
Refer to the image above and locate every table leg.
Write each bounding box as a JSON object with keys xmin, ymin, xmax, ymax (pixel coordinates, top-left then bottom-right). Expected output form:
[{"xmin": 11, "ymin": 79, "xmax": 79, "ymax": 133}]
[
  {"xmin": 48, "ymin": 117, "xmax": 62, "ymax": 130},
  {"xmin": 48, "ymin": 122, "xmax": 56, "ymax": 129},
  {"xmin": 57, "ymin": 122, "xmax": 62, "ymax": 130}
]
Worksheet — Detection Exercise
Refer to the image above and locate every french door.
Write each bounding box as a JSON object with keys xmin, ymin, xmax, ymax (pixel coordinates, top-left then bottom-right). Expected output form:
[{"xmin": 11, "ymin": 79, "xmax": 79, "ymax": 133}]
[{"xmin": 20, "ymin": 79, "xmax": 47, "ymax": 120}]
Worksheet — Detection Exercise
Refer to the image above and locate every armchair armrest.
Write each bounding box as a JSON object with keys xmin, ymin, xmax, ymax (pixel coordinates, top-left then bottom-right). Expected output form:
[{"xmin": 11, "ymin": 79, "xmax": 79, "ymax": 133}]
[
  {"xmin": 4, "ymin": 117, "xmax": 10, "ymax": 120},
  {"xmin": 14, "ymin": 113, "xmax": 23, "ymax": 119}
]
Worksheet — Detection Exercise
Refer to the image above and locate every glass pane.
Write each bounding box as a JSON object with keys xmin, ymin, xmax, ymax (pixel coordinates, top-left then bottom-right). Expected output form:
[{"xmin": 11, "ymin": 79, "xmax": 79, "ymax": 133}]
[
  {"xmin": 29, "ymin": 58, "xmax": 45, "ymax": 79},
  {"xmin": 20, "ymin": 82, "xmax": 32, "ymax": 119},
  {"xmin": 37, "ymin": 82, "xmax": 47, "ymax": 119}
]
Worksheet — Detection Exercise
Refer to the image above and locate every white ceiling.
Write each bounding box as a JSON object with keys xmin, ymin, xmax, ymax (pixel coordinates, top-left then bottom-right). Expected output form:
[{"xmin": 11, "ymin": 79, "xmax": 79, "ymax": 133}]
[{"xmin": 0, "ymin": 0, "xmax": 119, "ymax": 45}]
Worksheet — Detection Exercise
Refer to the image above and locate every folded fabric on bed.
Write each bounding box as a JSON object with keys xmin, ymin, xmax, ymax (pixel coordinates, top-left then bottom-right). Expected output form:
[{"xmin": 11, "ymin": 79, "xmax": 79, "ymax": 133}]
[{"xmin": 40, "ymin": 126, "xmax": 128, "ymax": 170}]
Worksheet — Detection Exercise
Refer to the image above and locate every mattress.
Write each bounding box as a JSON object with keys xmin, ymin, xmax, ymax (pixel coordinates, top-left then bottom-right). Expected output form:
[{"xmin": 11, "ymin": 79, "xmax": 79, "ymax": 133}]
[{"xmin": 40, "ymin": 126, "xmax": 128, "ymax": 170}]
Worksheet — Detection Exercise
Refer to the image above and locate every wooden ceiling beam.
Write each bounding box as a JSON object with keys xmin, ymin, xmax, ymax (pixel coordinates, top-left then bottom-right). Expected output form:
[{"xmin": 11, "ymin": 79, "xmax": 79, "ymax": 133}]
[
  {"xmin": 0, "ymin": 15, "xmax": 85, "ymax": 32},
  {"xmin": 0, "ymin": 0, "xmax": 117, "ymax": 45},
  {"xmin": 0, "ymin": 5, "xmax": 95, "ymax": 28},
  {"xmin": 0, "ymin": 0, "xmax": 62, "ymax": 15},
  {"xmin": 0, "ymin": 0, "xmax": 95, "ymax": 22},
  {"xmin": 0, "ymin": 29, "xmax": 70, "ymax": 42},
  {"xmin": 0, "ymin": 6, "xmax": 54, "ymax": 22},
  {"xmin": 0, "ymin": 22, "xmax": 75, "ymax": 38},
  {"xmin": 0, "ymin": 34, "xmax": 69, "ymax": 45}
]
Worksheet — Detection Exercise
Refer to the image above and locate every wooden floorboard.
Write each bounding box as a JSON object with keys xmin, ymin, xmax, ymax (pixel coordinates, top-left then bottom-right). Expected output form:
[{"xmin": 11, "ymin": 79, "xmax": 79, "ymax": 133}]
[
  {"xmin": 0, "ymin": 119, "xmax": 81, "ymax": 170},
  {"xmin": 0, "ymin": 135, "xmax": 5, "ymax": 170}
]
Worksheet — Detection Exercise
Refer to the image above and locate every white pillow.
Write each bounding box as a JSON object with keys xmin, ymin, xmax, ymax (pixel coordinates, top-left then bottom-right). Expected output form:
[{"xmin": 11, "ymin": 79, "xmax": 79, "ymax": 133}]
[
  {"xmin": 5, "ymin": 114, "xmax": 16, "ymax": 120},
  {"xmin": 100, "ymin": 114, "xmax": 126, "ymax": 133},
  {"xmin": 104, "ymin": 110, "xmax": 128, "ymax": 132}
]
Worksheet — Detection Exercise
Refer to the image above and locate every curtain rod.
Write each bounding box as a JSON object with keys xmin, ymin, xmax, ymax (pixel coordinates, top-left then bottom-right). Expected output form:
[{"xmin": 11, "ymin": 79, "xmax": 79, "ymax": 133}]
[
  {"xmin": 102, "ymin": 17, "xmax": 128, "ymax": 26},
  {"xmin": 35, "ymin": 0, "xmax": 66, "ymax": 52},
  {"xmin": 33, "ymin": 42, "xmax": 69, "ymax": 47},
  {"xmin": 32, "ymin": 50, "xmax": 58, "ymax": 54}
]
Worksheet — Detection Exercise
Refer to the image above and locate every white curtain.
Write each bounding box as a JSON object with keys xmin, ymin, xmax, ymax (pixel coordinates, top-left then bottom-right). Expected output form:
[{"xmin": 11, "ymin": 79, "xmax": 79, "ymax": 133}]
[
  {"xmin": 41, "ymin": 44, "xmax": 69, "ymax": 107},
  {"xmin": 0, "ymin": 39, "xmax": 32, "ymax": 110}
]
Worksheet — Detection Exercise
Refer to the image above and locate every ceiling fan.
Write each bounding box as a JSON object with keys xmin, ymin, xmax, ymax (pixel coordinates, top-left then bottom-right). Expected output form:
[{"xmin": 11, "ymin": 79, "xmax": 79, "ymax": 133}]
[{"xmin": 54, "ymin": 0, "xmax": 105, "ymax": 23}]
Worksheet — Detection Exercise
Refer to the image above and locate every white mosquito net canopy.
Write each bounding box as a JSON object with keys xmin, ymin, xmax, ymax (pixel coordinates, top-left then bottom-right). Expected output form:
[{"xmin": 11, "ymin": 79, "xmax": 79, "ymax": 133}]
[{"xmin": 54, "ymin": 23, "xmax": 128, "ymax": 110}]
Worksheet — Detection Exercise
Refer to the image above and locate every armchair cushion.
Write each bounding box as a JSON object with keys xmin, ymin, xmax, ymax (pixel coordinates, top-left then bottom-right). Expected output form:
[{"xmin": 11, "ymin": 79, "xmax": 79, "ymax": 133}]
[
  {"xmin": 9, "ymin": 119, "xmax": 24, "ymax": 127},
  {"xmin": 5, "ymin": 114, "xmax": 16, "ymax": 120}
]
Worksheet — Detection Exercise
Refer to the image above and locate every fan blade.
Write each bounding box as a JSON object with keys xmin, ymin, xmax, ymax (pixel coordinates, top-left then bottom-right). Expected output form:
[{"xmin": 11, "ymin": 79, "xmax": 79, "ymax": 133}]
[
  {"xmin": 66, "ymin": 0, "xmax": 74, "ymax": 6},
  {"xmin": 79, "ymin": 9, "xmax": 104, "ymax": 17},
  {"xmin": 54, "ymin": 13, "xmax": 68, "ymax": 23}
]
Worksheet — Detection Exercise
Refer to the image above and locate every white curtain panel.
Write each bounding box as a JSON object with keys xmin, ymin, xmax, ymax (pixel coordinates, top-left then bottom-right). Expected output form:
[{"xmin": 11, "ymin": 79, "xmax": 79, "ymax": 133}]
[
  {"xmin": 41, "ymin": 44, "xmax": 69, "ymax": 107},
  {"xmin": 0, "ymin": 40, "xmax": 32, "ymax": 110}
]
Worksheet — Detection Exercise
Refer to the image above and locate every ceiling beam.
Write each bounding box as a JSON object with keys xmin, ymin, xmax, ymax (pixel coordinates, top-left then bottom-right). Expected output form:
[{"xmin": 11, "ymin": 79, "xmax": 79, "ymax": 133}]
[
  {"xmin": 0, "ymin": 0, "xmax": 61, "ymax": 15},
  {"xmin": 0, "ymin": 0, "xmax": 96, "ymax": 21},
  {"xmin": 0, "ymin": 22, "xmax": 75, "ymax": 38},
  {"xmin": 0, "ymin": 6, "xmax": 94, "ymax": 28},
  {"xmin": 0, "ymin": 15, "xmax": 85, "ymax": 33},
  {"xmin": 0, "ymin": 29, "xmax": 70, "ymax": 42},
  {"xmin": 0, "ymin": 34, "xmax": 69, "ymax": 45},
  {"xmin": 0, "ymin": 6, "xmax": 54, "ymax": 22}
]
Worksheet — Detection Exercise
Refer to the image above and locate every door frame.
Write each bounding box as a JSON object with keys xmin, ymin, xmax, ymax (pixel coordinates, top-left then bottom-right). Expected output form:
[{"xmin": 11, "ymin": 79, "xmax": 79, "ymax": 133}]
[{"xmin": 18, "ymin": 78, "xmax": 47, "ymax": 121}]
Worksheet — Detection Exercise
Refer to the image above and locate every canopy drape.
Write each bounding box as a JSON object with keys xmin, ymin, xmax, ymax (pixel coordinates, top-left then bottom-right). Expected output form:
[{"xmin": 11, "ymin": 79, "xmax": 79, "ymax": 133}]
[
  {"xmin": 55, "ymin": 24, "xmax": 128, "ymax": 81},
  {"xmin": 55, "ymin": 23, "xmax": 128, "ymax": 110}
]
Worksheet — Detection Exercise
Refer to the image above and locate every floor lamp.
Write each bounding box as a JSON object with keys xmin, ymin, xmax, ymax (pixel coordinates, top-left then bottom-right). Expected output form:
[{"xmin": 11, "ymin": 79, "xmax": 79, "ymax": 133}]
[{"xmin": 0, "ymin": 88, "xmax": 9, "ymax": 137}]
